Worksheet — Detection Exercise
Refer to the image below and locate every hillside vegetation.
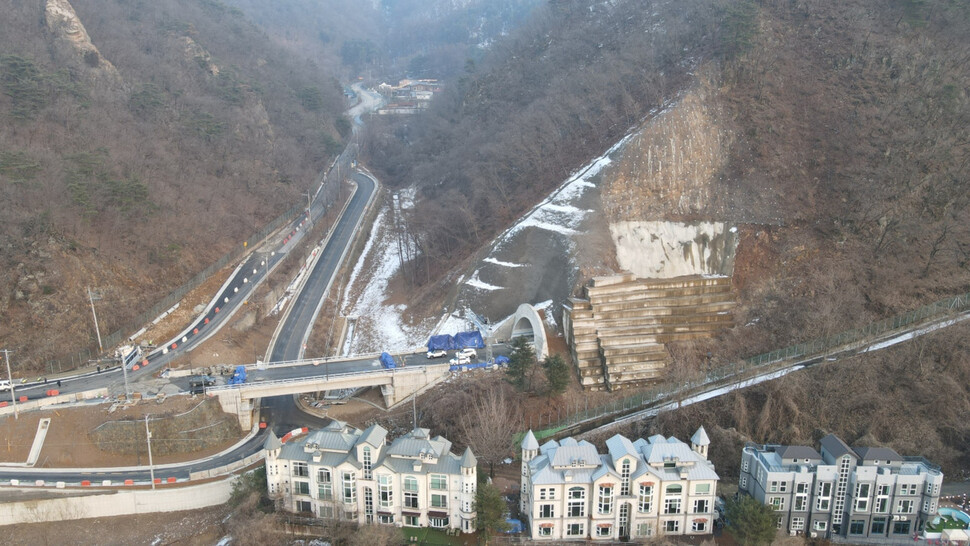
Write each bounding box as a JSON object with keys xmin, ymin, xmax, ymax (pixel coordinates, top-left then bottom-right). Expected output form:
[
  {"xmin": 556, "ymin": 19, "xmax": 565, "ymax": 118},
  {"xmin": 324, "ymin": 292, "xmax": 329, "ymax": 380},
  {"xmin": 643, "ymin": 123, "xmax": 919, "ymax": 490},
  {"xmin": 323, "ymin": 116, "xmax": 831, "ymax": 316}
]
[
  {"xmin": 365, "ymin": 0, "xmax": 970, "ymax": 467},
  {"xmin": 0, "ymin": 0, "xmax": 346, "ymax": 369}
]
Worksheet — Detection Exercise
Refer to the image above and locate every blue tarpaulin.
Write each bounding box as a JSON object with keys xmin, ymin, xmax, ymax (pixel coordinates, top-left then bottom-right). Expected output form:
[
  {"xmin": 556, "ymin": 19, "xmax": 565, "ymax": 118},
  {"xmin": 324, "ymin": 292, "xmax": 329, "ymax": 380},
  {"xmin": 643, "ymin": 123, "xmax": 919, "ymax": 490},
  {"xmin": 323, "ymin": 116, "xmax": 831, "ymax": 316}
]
[
  {"xmin": 495, "ymin": 355, "xmax": 510, "ymax": 365},
  {"xmin": 427, "ymin": 334, "xmax": 456, "ymax": 351},
  {"xmin": 228, "ymin": 365, "xmax": 247, "ymax": 385},
  {"xmin": 454, "ymin": 330, "xmax": 485, "ymax": 349},
  {"xmin": 505, "ymin": 518, "xmax": 524, "ymax": 534},
  {"xmin": 380, "ymin": 352, "xmax": 396, "ymax": 369}
]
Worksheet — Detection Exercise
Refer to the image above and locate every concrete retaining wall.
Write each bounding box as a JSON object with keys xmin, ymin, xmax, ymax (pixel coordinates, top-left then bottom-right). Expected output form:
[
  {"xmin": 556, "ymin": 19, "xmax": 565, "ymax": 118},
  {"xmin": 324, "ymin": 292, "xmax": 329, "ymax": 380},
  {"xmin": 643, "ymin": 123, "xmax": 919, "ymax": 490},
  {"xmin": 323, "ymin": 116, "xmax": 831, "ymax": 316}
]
[
  {"xmin": 0, "ymin": 388, "xmax": 108, "ymax": 418},
  {"xmin": 0, "ymin": 476, "xmax": 235, "ymax": 526}
]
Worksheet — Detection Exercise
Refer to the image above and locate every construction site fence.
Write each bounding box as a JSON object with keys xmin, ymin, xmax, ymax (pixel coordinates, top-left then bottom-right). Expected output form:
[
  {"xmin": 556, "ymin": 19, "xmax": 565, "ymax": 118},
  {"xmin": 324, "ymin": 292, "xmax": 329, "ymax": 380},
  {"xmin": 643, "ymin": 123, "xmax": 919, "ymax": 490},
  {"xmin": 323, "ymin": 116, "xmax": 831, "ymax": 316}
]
[
  {"xmin": 530, "ymin": 291, "xmax": 970, "ymax": 442},
  {"xmin": 50, "ymin": 174, "xmax": 342, "ymax": 375}
]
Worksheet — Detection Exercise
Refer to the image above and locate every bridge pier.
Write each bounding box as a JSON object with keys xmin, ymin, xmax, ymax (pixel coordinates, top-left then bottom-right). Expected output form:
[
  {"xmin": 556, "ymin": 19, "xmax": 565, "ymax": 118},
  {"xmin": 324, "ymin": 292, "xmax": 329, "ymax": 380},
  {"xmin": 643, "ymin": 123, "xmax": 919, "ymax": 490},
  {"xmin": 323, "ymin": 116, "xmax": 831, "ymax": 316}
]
[
  {"xmin": 381, "ymin": 366, "xmax": 450, "ymax": 407},
  {"xmin": 214, "ymin": 390, "xmax": 255, "ymax": 429}
]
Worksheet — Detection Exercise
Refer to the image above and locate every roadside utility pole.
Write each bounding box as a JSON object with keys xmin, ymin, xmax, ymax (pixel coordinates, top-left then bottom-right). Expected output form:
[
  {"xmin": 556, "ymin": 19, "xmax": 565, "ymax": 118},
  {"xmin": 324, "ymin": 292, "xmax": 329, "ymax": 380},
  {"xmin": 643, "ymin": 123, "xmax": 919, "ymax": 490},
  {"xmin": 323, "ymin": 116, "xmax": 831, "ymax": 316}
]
[
  {"xmin": 87, "ymin": 287, "xmax": 103, "ymax": 353},
  {"xmin": 3, "ymin": 349, "xmax": 16, "ymax": 419},
  {"xmin": 145, "ymin": 415, "xmax": 155, "ymax": 490}
]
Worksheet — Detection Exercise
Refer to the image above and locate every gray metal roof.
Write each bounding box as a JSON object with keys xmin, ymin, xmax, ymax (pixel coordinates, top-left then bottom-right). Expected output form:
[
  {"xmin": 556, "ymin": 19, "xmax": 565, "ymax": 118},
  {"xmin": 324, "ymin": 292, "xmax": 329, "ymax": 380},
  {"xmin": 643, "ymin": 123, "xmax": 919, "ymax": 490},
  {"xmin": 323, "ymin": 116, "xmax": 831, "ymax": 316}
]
[
  {"xmin": 461, "ymin": 447, "xmax": 477, "ymax": 468},
  {"xmin": 550, "ymin": 444, "xmax": 600, "ymax": 468},
  {"xmin": 691, "ymin": 426, "xmax": 710, "ymax": 447},
  {"xmin": 854, "ymin": 446, "xmax": 903, "ymax": 462},
  {"xmin": 357, "ymin": 424, "xmax": 388, "ymax": 448},
  {"xmin": 522, "ymin": 430, "xmax": 540, "ymax": 451},
  {"xmin": 820, "ymin": 434, "xmax": 856, "ymax": 460},
  {"xmin": 264, "ymin": 431, "xmax": 282, "ymax": 451},
  {"xmin": 606, "ymin": 434, "xmax": 638, "ymax": 463},
  {"xmin": 776, "ymin": 445, "xmax": 822, "ymax": 461}
]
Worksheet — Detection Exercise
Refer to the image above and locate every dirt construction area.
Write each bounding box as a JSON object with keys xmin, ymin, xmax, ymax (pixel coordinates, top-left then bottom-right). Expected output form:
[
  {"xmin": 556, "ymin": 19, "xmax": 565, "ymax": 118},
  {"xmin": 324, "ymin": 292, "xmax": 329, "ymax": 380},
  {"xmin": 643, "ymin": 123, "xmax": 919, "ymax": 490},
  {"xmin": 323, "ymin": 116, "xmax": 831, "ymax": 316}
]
[{"xmin": 0, "ymin": 396, "xmax": 243, "ymax": 467}]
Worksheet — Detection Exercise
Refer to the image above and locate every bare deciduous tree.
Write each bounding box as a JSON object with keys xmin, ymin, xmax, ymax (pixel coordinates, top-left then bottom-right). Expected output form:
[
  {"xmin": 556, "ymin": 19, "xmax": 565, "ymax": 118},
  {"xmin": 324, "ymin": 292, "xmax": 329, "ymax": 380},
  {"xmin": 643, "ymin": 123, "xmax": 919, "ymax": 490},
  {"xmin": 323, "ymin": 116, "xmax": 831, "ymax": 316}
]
[{"xmin": 459, "ymin": 382, "xmax": 521, "ymax": 478}]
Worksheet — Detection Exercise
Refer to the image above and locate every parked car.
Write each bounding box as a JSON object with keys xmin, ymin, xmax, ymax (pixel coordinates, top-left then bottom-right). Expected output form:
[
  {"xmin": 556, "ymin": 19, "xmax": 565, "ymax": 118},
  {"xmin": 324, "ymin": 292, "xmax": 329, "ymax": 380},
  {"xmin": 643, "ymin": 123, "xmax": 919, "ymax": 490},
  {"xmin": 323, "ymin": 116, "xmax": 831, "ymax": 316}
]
[
  {"xmin": 427, "ymin": 349, "xmax": 447, "ymax": 359},
  {"xmin": 456, "ymin": 348, "xmax": 477, "ymax": 360},
  {"xmin": 449, "ymin": 356, "xmax": 471, "ymax": 366},
  {"xmin": 189, "ymin": 375, "xmax": 215, "ymax": 387},
  {"xmin": 0, "ymin": 380, "xmax": 10, "ymax": 391}
]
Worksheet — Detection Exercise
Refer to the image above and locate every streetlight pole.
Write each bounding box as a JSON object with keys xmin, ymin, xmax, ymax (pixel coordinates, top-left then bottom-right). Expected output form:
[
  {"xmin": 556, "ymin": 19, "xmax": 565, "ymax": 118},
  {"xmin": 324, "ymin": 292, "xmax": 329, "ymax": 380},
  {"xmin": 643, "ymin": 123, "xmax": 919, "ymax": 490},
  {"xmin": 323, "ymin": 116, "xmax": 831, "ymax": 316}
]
[
  {"xmin": 3, "ymin": 349, "xmax": 17, "ymax": 419},
  {"xmin": 145, "ymin": 414, "xmax": 155, "ymax": 490},
  {"xmin": 87, "ymin": 287, "xmax": 103, "ymax": 353}
]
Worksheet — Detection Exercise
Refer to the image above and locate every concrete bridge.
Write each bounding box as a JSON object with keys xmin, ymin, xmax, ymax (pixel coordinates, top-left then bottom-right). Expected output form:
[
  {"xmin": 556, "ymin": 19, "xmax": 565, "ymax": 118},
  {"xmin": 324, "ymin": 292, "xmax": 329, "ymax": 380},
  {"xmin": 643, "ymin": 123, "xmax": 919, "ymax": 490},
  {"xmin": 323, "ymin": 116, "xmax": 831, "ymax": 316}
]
[{"xmin": 209, "ymin": 363, "xmax": 451, "ymax": 428}]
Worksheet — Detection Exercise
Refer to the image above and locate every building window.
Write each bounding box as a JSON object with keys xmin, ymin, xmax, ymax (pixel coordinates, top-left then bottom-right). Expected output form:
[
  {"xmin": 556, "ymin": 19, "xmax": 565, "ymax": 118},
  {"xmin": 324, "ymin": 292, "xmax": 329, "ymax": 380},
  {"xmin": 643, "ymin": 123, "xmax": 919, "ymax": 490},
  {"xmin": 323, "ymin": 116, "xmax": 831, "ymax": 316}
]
[
  {"xmin": 296, "ymin": 500, "xmax": 312, "ymax": 513},
  {"xmin": 897, "ymin": 499, "xmax": 914, "ymax": 514},
  {"xmin": 796, "ymin": 482, "xmax": 809, "ymax": 494},
  {"xmin": 430, "ymin": 517, "xmax": 449, "ymax": 528},
  {"xmin": 539, "ymin": 487, "xmax": 556, "ymax": 500},
  {"xmin": 871, "ymin": 517, "xmax": 886, "ymax": 535},
  {"xmin": 539, "ymin": 504, "xmax": 554, "ymax": 518},
  {"xmin": 431, "ymin": 494, "xmax": 447, "ymax": 508},
  {"xmin": 776, "ymin": 516, "xmax": 784, "ymax": 529},
  {"xmin": 638, "ymin": 484, "xmax": 653, "ymax": 513},
  {"xmin": 816, "ymin": 482, "xmax": 832, "ymax": 511},
  {"xmin": 791, "ymin": 517, "xmax": 805, "ymax": 531},
  {"xmin": 295, "ymin": 481, "xmax": 310, "ymax": 495},
  {"xmin": 362, "ymin": 447, "xmax": 372, "ymax": 480},
  {"xmin": 430, "ymin": 474, "xmax": 447, "ymax": 490},
  {"xmin": 598, "ymin": 485, "xmax": 614, "ymax": 515},
  {"xmin": 596, "ymin": 525, "xmax": 612, "ymax": 537},
  {"xmin": 378, "ymin": 475, "xmax": 393, "ymax": 508},
  {"xmin": 814, "ymin": 521, "xmax": 828, "ymax": 532},
  {"xmin": 900, "ymin": 484, "xmax": 917, "ymax": 495},
  {"xmin": 293, "ymin": 462, "xmax": 309, "ymax": 477},
  {"xmin": 342, "ymin": 472, "xmax": 356, "ymax": 504},
  {"xmin": 695, "ymin": 483, "xmax": 711, "ymax": 495},
  {"xmin": 664, "ymin": 497, "xmax": 682, "ymax": 515},
  {"xmin": 692, "ymin": 520, "xmax": 707, "ymax": 532},
  {"xmin": 877, "ymin": 484, "xmax": 891, "ymax": 496},
  {"xmin": 636, "ymin": 523, "xmax": 653, "ymax": 537},
  {"xmin": 893, "ymin": 520, "xmax": 911, "ymax": 535},
  {"xmin": 403, "ymin": 476, "xmax": 418, "ymax": 508},
  {"xmin": 769, "ymin": 480, "xmax": 787, "ymax": 493},
  {"xmin": 849, "ymin": 520, "xmax": 865, "ymax": 535},
  {"xmin": 769, "ymin": 497, "xmax": 785, "ymax": 511},
  {"xmin": 318, "ymin": 469, "xmax": 331, "ymax": 483},
  {"xmin": 568, "ymin": 487, "xmax": 586, "ymax": 517},
  {"xmin": 875, "ymin": 497, "xmax": 889, "ymax": 513},
  {"xmin": 664, "ymin": 520, "xmax": 679, "ymax": 533},
  {"xmin": 742, "ymin": 459, "xmax": 749, "ymax": 472},
  {"xmin": 318, "ymin": 482, "xmax": 333, "ymax": 501},
  {"xmin": 319, "ymin": 505, "xmax": 334, "ymax": 519},
  {"xmin": 538, "ymin": 526, "xmax": 552, "ymax": 537},
  {"xmin": 739, "ymin": 476, "xmax": 747, "ymax": 489},
  {"xmin": 794, "ymin": 494, "xmax": 808, "ymax": 511},
  {"xmin": 404, "ymin": 515, "xmax": 419, "ymax": 527},
  {"xmin": 694, "ymin": 499, "xmax": 709, "ymax": 513},
  {"xmin": 378, "ymin": 514, "xmax": 393, "ymax": 524},
  {"xmin": 566, "ymin": 523, "xmax": 584, "ymax": 536},
  {"xmin": 621, "ymin": 460, "xmax": 632, "ymax": 496}
]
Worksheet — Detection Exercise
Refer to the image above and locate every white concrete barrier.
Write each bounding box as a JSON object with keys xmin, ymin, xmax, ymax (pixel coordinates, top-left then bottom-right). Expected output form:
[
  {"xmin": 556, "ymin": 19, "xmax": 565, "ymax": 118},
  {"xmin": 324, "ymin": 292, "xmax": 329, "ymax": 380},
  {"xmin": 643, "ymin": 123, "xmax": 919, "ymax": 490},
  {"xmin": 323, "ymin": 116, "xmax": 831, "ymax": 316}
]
[{"xmin": 0, "ymin": 476, "xmax": 236, "ymax": 526}]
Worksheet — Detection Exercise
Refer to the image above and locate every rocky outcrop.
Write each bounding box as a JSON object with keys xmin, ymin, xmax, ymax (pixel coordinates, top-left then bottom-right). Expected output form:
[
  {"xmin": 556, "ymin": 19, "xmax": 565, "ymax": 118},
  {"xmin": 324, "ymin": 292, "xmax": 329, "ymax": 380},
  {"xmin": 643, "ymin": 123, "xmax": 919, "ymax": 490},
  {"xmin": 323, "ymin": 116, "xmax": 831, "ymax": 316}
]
[{"xmin": 44, "ymin": 0, "xmax": 122, "ymax": 87}]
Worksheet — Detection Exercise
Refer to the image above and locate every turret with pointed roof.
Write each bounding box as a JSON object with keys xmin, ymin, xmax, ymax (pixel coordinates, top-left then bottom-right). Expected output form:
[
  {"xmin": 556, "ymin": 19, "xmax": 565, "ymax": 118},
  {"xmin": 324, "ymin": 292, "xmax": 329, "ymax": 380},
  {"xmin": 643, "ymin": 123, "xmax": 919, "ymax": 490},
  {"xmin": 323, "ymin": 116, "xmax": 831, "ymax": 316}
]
[{"xmin": 691, "ymin": 425, "xmax": 710, "ymax": 459}]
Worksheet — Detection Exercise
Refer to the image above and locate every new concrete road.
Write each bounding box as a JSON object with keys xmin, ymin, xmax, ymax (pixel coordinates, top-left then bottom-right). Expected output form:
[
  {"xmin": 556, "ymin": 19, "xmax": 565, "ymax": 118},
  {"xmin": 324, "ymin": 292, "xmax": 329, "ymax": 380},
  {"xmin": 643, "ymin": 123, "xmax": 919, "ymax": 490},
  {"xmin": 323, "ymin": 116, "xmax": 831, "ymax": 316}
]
[{"xmin": 268, "ymin": 172, "xmax": 376, "ymax": 363}]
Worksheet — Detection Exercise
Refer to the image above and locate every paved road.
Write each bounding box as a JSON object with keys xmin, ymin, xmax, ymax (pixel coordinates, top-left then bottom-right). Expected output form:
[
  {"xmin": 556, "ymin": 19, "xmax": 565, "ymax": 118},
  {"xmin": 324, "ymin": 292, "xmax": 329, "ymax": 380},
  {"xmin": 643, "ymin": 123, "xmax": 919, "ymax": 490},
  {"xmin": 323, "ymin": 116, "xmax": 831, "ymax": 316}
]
[{"xmin": 269, "ymin": 172, "xmax": 376, "ymax": 363}]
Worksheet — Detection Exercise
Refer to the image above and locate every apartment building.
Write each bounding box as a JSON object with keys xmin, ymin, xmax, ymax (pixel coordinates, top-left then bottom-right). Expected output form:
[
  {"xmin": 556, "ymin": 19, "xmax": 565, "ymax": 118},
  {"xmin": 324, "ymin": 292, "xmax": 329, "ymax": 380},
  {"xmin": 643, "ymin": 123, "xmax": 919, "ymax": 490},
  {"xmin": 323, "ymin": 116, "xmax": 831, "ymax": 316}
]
[
  {"xmin": 739, "ymin": 434, "xmax": 943, "ymax": 540},
  {"xmin": 265, "ymin": 420, "xmax": 477, "ymax": 534},
  {"xmin": 519, "ymin": 427, "xmax": 718, "ymax": 541}
]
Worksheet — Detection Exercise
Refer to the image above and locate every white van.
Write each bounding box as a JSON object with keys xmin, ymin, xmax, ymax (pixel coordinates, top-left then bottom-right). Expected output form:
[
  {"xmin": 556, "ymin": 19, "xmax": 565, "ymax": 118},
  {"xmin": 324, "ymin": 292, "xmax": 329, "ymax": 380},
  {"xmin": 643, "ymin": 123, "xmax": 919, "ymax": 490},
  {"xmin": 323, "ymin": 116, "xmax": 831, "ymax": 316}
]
[{"xmin": 0, "ymin": 380, "xmax": 10, "ymax": 391}]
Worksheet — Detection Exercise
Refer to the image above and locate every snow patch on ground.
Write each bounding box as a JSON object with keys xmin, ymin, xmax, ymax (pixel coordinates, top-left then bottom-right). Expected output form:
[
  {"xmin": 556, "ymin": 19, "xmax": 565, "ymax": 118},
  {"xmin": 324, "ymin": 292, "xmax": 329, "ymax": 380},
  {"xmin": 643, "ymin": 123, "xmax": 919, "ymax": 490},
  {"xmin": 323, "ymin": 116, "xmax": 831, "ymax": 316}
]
[
  {"xmin": 484, "ymin": 257, "xmax": 525, "ymax": 268},
  {"xmin": 341, "ymin": 208, "xmax": 438, "ymax": 353},
  {"xmin": 465, "ymin": 270, "xmax": 504, "ymax": 291}
]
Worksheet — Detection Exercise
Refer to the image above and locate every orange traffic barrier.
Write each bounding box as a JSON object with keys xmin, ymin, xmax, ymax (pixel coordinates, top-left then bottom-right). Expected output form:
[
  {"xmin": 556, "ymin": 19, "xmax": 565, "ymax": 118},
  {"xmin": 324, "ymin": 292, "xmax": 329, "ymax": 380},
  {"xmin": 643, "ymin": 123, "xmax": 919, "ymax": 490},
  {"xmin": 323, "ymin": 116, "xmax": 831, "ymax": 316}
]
[
  {"xmin": 171, "ymin": 343, "xmax": 177, "ymax": 350},
  {"xmin": 19, "ymin": 396, "xmax": 27, "ymax": 402},
  {"xmin": 0, "ymin": 401, "xmax": 7, "ymax": 408},
  {"xmin": 132, "ymin": 365, "xmax": 139, "ymax": 371},
  {"xmin": 81, "ymin": 480, "xmax": 91, "ymax": 486},
  {"xmin": 215, "ymin": 307, "xmax": 220, "ymax": 313},
  {"xmin": 46, "ymin": 389, "xmax": 59, "ymax": 396},
  {"xmin": 259, "ymin": 422, "xmax": 267, "ymax": 429},
  {"xmin": 124, "ymin": 479, "xmax": 134, "ymax": 486},
  {"xmin": 204, "ymin": 318, "xmax": 209, "ymax": 324},
  {"xmin": 142, "ymin": 359, "xmax": 149, "ymax": 367},
  {"xmin": 153, "ymin": 478, "xmax": 161, "ymax": 484},
  {"xmin": 167, "ymin": 477, "xmax": 177, "ymax": 483},
  {"xmin": 193, "ymin": 328, "xmax": 199, "ymax": 335}
]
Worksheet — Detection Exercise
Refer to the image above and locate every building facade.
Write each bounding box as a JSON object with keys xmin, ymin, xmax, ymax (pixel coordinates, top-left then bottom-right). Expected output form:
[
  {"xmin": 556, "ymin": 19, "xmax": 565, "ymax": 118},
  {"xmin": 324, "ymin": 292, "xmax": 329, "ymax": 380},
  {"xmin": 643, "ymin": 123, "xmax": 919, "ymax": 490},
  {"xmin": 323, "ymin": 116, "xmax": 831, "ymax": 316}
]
[
  {"xmin": 739, "ymin": 434, "xmax": 943, "ymax": 540},
  {"xmin": 265, "ymin": 421, "xmax": 477, "ymax": 533},
  {"xmin": 519, "ymin": 427, "xmax": 718, "ymax": 541}
]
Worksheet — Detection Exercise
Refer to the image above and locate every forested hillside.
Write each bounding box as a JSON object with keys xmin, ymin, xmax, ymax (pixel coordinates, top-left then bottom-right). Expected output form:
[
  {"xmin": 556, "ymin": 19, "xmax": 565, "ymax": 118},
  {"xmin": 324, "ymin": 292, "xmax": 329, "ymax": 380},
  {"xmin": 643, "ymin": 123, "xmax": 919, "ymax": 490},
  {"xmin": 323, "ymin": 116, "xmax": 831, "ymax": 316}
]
[
  {"xmin": 223, "ymin": 0, "xmax": 541, "ymax": 80},
  {"xmin": 364, "ymin": 0, "xmax": 970, "ymax": 468},
  {"xmin": 0, "ymin": 0, "xmax": 346, "ymax": 368}
]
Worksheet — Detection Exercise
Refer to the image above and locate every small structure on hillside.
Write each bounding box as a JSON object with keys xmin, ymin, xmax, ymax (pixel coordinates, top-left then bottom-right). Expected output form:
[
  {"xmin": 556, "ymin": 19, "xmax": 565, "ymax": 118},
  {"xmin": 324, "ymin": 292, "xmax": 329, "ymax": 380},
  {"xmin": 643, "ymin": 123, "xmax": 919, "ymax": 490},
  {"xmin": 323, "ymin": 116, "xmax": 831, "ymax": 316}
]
[{"xmin": 563, "ymin": 272, "xmax": 735, "ymax": 391}]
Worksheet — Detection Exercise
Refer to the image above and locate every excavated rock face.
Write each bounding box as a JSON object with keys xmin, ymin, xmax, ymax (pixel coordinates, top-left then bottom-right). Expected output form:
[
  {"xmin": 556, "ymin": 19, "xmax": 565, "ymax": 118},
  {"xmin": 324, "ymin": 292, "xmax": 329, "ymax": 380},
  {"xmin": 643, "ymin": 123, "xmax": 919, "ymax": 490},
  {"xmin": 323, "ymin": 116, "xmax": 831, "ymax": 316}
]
[{"xmin": 44, "ymin": 0, "xmax": 122, "ymax": 87}]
